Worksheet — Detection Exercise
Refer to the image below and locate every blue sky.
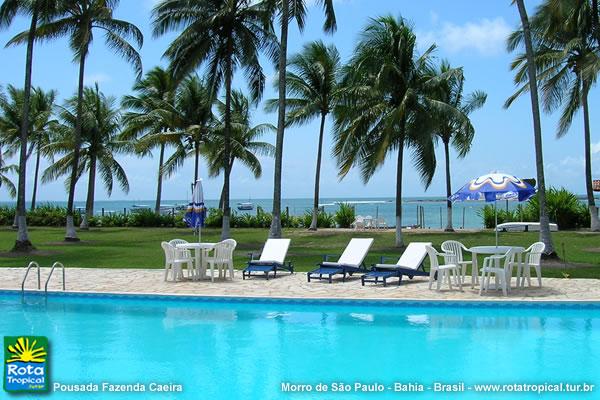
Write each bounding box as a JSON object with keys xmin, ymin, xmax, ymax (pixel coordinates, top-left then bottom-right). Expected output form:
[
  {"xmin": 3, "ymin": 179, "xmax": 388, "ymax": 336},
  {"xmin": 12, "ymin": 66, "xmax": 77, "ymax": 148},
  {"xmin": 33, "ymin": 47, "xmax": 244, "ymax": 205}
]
[{"xmin": 0, "ymin": 0, "xmax": 599, "ymax": 202}]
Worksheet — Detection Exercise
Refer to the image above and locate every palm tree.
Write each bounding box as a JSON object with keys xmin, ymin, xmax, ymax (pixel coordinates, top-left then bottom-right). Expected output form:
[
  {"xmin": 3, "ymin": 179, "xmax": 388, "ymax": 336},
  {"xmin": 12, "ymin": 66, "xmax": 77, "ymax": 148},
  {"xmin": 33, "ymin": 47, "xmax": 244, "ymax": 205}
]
[
  {"xmin": 264, "ymin": 0, "xmax": 336, "ymax": 238},
  {"xmin": 266, "ymin": 40, "xmax": 341, "ymax": 230},
  {"xmin": 432, "ymin": 60, "xmax": 486, "ymax": 232},
  {"xmin": 29, "ymin": 87, "xmax": 57, "ymax": 210},
  {"xmin": 10, "ymin": 0, "xmax": 143, "ymax": 240},
  {"xmin": 1, "ymin": 0, "xmax": 59, "ymax": 251},
  {"xmin": 42, "ymin": 84, "xmax": 130, "ymax": 229},
  {"xmin": 0, "ymin": 85, "xmax": 57, "ymax": 210},
  {"xmin": 209, "ymin": 90, "xmax": 275, "ymax": 206},
  {"xmin": 152, "ymin": 0, "xmax": 276, "ymax": 240},
  {"xmin": 504, "ymin": 0, "xmax": 557, "ymax": 254},
  {"xmin": 506, "ymin": 0, "xmax": 600, "ymax": 232},
  {"xmin": 0, "ymin": 148, "xmax": 17, "ymax": 198},
  {"xmin": 121, "ymin": 66, "xmax": 178, "ymax": 215},
  {"xmin": 334, "ymin": 16, "xmax": 470, "ymax": 247},
  {"xmin": 130, "ymin": 74, "xmax": 216, "ymax": 196}
]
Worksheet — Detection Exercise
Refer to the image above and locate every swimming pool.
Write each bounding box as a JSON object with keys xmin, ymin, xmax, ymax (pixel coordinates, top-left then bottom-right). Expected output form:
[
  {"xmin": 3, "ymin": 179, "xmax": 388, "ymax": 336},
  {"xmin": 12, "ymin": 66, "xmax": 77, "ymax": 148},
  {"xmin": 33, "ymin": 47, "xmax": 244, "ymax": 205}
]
[{"xmin": 2, "ymin": 291, "xmax": 599, "ymax": 399}]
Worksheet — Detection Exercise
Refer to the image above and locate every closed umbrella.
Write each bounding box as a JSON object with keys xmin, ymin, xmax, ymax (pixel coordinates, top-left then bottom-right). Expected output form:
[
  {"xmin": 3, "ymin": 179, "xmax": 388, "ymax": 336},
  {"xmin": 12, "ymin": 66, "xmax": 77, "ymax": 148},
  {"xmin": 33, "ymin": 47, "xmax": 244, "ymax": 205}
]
[
  {"xmin": 184, "ymin": 179, "xmax": 206, "ymax": 243},
  {"xmin": 450, "ymin": 172, "xmax": 536, "ymax": 246}
]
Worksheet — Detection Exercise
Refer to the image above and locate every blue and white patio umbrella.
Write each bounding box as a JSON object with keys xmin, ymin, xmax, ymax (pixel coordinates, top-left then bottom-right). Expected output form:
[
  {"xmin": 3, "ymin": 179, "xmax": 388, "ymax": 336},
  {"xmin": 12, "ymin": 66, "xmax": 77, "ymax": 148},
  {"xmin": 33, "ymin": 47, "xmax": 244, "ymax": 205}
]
[
  {"xmin": 184, "ymin": 179, "xmax": 206, "ymax": 242},
  {"xmin": 450, "ymin": 172, "xmax": 536, "ymax": 246}
]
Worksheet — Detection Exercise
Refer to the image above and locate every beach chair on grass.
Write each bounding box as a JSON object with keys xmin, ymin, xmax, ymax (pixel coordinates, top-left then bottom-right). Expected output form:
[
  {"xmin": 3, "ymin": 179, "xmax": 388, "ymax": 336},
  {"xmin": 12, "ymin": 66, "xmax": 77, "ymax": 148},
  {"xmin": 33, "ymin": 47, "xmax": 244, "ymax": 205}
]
[
  {"xmin": 307, "ymin": 238, "xmax": 374, "ymax": 283},
  {"xmin": 361, "ymin": 242, "xmax": 431, "ymax": 286},
  {"xmin": 242, "ymin": 239, "xmax": 293, "ymax": 280}
]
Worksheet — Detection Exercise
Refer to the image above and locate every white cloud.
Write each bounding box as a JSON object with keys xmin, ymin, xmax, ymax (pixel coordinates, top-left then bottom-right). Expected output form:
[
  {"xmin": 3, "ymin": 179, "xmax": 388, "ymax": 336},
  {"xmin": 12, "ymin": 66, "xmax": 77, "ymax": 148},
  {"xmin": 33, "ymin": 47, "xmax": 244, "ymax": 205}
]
[
  {"xmin": 419, "ymin": 17, "xmax": 511, "ymax": 56},
  {"xmin": 83, "ymin": 73, "xmax": 111, "ymax": 86},
  {"xmin": 592, "ymin": 141, "xmax": 600, "ymax": 154}
]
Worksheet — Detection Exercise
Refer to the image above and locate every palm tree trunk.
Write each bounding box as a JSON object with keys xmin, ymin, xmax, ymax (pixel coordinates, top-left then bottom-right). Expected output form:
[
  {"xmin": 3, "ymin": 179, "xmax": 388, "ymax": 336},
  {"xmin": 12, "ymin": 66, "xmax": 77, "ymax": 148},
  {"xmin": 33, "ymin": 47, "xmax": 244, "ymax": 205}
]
[
  {"xmin": 13, "ymin": 7, "xmax": 38, "ymax": 252},
  {"xmin": 221, "ymin": 39, "xmax": 234, "ymax": 240},
  {"xmin": 395, "ymin": 139, "xmax": 405, "ymax": 248},
  {"xmin": 581, "ymin": 83, "xmax": 600, "ymax": 231},
  {"xmin": 443, "ymin": 139, "xmax": 454, "ymax": 232},
  {"xmin": 219, "ymin": 160, "xmax": 234, "ymax": 211},
  {"xmin": 30, "ymin": 145, "xmax": 41, "ymax": 211},
  {"xmin": 65, "ymin": 51, "xmax": 87, "ymax": 242},
  {"xmin": 310, "ymin": 113, "xmax": 327, "ymax": 231},
  {"xmin": 269, "ymin": 0, "xmax": 289, "ymax": 239},
  {"xmin": 515, "ymin": 0, "xmax": 557, "ymax": 254},
  {"xmin": 154, "ymin": 142, "xmax": 165, "ymax": 215},
  {"xmin": 80, "ymin": 156, "xmax": 96, "ymax": 230}
]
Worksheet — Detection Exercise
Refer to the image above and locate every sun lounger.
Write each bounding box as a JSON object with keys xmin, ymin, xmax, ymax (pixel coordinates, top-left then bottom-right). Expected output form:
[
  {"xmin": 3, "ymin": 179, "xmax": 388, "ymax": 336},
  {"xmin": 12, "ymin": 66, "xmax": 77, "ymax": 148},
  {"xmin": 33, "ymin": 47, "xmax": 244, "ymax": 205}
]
[
  {"xmin": 361, "ymin": 242, "xmax": 431, "ymax": 286},
  {"xmin": 242, "ymin": 239, "xmax": 293, "ymax": 280},
  {"xmin": 496, "ymin": 222, "xmax": 558, "ymax": 232},
  {"xmin": 307, "ymin": 238, "xmax": 374, "ymax": 283}
]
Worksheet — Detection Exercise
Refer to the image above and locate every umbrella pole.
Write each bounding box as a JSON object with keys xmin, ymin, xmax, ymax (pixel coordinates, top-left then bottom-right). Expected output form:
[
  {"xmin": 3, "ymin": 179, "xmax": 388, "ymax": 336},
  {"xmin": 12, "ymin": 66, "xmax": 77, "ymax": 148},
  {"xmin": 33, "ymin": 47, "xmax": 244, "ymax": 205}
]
[{"xmin": 495, "ymin": 199, "xmax": 498, "ymax": 247}]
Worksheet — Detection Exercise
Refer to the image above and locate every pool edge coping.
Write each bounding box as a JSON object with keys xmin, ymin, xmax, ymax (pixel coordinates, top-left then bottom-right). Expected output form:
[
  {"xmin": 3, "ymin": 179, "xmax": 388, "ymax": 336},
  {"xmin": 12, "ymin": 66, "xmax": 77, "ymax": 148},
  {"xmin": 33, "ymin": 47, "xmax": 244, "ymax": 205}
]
[{"xmin": 3, "ymin": 288, "xmax": 600, "ymax": 308}]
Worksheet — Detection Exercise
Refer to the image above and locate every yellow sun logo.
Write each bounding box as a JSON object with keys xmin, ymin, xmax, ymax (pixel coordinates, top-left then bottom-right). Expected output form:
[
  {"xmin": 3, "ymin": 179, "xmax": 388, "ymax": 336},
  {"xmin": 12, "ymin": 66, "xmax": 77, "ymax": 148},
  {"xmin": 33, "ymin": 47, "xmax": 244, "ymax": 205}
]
[{"xmin": 6, "ymin": 337, "xmax": 47, "ymax": 363}]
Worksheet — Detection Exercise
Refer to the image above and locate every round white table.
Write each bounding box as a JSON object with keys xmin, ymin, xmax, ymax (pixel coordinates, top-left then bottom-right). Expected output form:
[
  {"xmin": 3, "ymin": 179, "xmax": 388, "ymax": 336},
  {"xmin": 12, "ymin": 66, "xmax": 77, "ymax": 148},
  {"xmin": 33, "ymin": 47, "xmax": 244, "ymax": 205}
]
[
  {"xmin": 176, "ymin": 242, "xmax": 216, "ymax": 280},
  {"xmin": 468, "ymin": 245, "xmax": 525, "ymax": 289}
]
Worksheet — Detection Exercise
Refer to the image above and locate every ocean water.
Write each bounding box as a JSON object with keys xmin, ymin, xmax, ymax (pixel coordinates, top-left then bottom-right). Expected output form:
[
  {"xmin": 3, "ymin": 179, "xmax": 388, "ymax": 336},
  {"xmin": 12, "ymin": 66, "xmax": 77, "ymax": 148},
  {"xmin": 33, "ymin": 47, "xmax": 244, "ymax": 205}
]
[
  {"xmin": 0, "ymin": 197, "xmax": 509, "ymax": 229},
  {"xmin": 3, "ymin": 292, "xmax": 599, "ymax": 399}
]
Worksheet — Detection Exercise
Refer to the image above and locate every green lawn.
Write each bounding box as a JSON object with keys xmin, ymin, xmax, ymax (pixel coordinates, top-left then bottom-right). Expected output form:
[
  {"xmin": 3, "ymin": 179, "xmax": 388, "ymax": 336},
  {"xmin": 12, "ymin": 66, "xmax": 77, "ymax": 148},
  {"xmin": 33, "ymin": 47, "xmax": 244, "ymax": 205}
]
[{"xmin": 0, "ymin": 227, "xmax": 599, "ymax": 278}]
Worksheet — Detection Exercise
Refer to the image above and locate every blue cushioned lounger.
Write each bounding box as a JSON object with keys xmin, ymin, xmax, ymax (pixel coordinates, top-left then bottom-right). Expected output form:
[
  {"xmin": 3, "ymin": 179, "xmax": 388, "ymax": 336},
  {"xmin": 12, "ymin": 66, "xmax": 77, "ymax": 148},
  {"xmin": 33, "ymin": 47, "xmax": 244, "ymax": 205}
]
[
  {"xmin": 243, "ymin": 239, "xmax": 293, "ymax": 280},
  {"xmin": 361, "ymin": 242, "xmax": 431, "ymax": 286},
  {"xmin": 307, "ymin": 238, "xmax": 374, "ymax": 283}
]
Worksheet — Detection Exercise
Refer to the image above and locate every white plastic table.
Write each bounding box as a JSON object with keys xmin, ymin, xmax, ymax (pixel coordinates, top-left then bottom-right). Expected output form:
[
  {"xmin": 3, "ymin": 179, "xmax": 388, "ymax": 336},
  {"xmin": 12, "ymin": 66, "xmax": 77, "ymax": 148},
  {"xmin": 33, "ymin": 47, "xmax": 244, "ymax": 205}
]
[
  {"xmin": 176, "ymin": 242, "xmax": 216, "ymax": 280},
  {"xmin": 468, "ymin": 245, "xmax": 525, "ymax": 289}
]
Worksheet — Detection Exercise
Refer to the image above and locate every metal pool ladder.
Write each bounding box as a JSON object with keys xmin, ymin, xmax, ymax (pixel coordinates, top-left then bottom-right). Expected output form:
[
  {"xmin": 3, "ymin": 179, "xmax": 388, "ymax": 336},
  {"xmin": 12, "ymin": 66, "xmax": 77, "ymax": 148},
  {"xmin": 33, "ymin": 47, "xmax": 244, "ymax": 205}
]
[
  {"xmin": 45, "ymin": 262, "xmax": 66, "ymax": 293},
  {"xmin": 21, "ymin": 261, "xmax": 41, "ymax": 293}
]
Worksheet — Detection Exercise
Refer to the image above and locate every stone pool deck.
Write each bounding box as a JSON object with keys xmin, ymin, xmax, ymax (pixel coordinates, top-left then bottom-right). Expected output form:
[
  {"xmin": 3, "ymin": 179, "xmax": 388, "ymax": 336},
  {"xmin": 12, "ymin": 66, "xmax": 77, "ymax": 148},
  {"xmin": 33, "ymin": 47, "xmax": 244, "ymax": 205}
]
[{"xmin": 2, "ymin": 267, "xmax": 600, "ymax": 302}]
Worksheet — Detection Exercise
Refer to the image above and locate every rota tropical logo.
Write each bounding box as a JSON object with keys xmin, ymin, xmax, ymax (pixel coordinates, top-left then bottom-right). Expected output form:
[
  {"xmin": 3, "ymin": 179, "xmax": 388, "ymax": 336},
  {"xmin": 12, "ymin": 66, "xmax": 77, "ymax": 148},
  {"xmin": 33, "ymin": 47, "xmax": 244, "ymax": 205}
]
[{"xmin": 4, "ymin": 336, "xmax": 49, "ymax": 393}]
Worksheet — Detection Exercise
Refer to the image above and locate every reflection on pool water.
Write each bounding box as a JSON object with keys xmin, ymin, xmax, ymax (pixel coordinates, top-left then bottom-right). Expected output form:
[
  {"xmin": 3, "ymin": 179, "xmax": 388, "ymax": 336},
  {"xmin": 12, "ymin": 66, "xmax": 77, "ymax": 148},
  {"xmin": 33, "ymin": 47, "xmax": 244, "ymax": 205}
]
[{"xmin": 2, "ymin": 292, "xmax": 599, "ymax": 399}]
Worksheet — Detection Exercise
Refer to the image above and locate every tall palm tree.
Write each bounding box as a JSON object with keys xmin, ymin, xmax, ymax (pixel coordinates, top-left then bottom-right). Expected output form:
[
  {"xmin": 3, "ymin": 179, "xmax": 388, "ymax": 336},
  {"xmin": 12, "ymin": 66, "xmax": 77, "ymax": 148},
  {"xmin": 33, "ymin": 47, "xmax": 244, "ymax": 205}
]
[
  {"xmin": 0, "ymin": 86, "xmax": 57, "ymax": 210},
  {"xmin": 10, "ymin": 0, "xmax": 143, "ymax": 240},
  {"xmin": 432, "ymin": 60, "xmax": 487, "ymax": 232},
  {"xmin": 334, "ymin": 16, "xmax": 470, "ymax": 247},
  {"xmin": 152, "ymin": 0, "xmax": 276, "ymax": 240},
  {"xmin": 266, "ymin": 40, "xmax": 341, "ymax": 230},
  {"xmin": 264, "ymin": 0, "xmax": 336, "ymax": 238},
  {"xmin": 28, "ymin": 87, "xmax": 57, "ymax": 210},
  {"xmin": 121, "ymin": 66, "xmax": 179, "ymax": 215},
  {"xmin": 504, "ymin": 0, "xmax": 557, "ymax": 254},
  {"xmin": 42, "ymin": 84, "xmax": 130, "ymax": 229},
  {"xmin": 131, "ymin": 74, "xmax": 215, "ymax": 194},
  {"xmin": 1, "ymin": 0, "xmax": 60, "ymax": 251},
  {"xmin": 506, "ymin": 0, "xmax": 600, "ymax": 232},
  {"xmin": 209, "ymin": 90, "xmax": 275, "ymax": 206}
]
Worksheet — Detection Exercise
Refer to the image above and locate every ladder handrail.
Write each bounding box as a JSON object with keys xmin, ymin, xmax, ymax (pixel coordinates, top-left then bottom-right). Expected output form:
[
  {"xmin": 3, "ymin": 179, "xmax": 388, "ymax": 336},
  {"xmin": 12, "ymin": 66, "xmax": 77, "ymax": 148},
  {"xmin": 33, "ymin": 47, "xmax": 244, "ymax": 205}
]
[
  {"xmin": 45, "ymin": 262, "xmax": 65, "ymax": 293},
  {"xmin": 21, "ymin": 261, "xmax": 41, "ymax": 292}
]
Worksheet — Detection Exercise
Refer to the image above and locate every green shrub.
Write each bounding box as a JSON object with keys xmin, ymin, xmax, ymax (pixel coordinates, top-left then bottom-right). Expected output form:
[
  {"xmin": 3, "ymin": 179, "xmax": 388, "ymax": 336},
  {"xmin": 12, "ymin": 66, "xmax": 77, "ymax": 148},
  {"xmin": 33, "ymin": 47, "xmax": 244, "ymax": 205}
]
[
  {"xmin": 478, "ymin": 205, "xmax": 519, "ymax": 228},
  {"xmin": 0, "ymin": 206, "xmax": 15, "ymax": 226},
  {"xmin": 478, "ymin": 187, "xmax": 590, "ymax": 230},
  {"xmin": 301, "ymin": 209, "xmax": 335, "ymax": 228},
  {"xmin": 334, "ymin": 203, "xmax": 355, "ymax": 228},
  {"xmin": 525, "ymin": 187, "xmax": 590, "ymax": 229}
]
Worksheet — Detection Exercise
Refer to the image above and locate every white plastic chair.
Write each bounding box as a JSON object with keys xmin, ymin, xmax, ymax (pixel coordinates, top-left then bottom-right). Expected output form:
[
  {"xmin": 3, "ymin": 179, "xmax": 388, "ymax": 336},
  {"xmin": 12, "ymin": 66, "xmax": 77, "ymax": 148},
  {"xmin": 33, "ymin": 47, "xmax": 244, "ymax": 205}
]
[
  {"xmin": 353, "ymin": 216, "xmax": 365, "ymax": 230},
  {"xmin": 425, "ymin": 245, "xmax": 462, "ymax": 291},
  {"xmin": 169, "ymin": 238, "xmax": 194, "ymax": 278},
  {"xmin": 376, "ymin": 217, "xmax": 387, "ymax": 229},
  {"xmin": 364, "ymin": 216, "xmax": 374, "ymax": 229},
  {"xmin": 514, "ymin": 242, "xmax": 545, "ymax": 287},
  {"xmin": 441, "ymin": 240, "xmax": 472, "ymax": 283},
  {"xmin": 161, "ymin": 242, "xmax": 193, "ymax": 282},
  {"xmin": 479, "ymin": 249, "xmax": 516, "ymax": 296},
  {"xmin": 205, "ymin": 239, "xmax": 237, "ymax": 281}
]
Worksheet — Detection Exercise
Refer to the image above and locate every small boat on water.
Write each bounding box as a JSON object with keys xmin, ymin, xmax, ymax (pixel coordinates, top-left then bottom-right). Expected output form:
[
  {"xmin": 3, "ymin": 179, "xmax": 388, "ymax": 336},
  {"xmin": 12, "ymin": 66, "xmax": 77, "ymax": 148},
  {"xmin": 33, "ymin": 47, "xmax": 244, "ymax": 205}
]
[{"xmin": 237, "ymin": 202, "xmax": 254, "ymax": 211}]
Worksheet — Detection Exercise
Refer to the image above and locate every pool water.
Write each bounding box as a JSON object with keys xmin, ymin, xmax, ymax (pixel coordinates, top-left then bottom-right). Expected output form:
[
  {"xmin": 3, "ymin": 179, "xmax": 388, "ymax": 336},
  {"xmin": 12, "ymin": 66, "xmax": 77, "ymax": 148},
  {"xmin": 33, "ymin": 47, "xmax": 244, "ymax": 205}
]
[{"xmin": 2, "ymin": 292, "xmax": 599, "ymax": 399}]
